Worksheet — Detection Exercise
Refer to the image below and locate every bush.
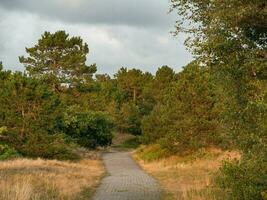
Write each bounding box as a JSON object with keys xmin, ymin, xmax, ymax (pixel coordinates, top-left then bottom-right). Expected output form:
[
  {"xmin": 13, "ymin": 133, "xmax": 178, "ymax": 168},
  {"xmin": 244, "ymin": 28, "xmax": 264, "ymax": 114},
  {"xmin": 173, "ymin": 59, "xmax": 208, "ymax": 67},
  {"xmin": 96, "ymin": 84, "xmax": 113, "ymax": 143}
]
[
  {"xmin": 217, "ymin": 150, "xmax": 267, "ymax": 200},
  {"xmin": 19, "ymin": 132, "xmax": 79, "ymax": 160},
  {"xmin": 1, "ymin": 128, "xmax": 79, "ymax": 160},
  {"xmin": 0, "ymin": 126, "xmax": 20, "ymax": 160},
  {"xmin": 0, "ymin": 144, "xmax": 20, "ymax": 160},
  {"xmin": 136, "ymin": 144, "xmax": 170, "ymax": 162},
  {"xmin": 121, "ymin": 137, "xmax": 140, "ymax": 149},
  {"xmin": 63, "ymin": 109, "xmax": 113, "ymax": 149}
]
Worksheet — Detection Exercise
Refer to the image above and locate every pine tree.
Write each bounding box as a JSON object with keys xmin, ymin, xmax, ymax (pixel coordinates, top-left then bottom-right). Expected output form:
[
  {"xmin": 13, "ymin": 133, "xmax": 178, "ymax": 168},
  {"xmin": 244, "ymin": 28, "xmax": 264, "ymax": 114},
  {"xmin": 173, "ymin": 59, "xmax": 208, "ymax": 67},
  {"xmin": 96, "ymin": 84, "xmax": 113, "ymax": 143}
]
[
  {"xmin": 0, "ymin": 71, "xmax": 76, "ymax": 159},
  {"xmin": 19, "ymin": 31, "xmax": 97, "ymax": 92}
]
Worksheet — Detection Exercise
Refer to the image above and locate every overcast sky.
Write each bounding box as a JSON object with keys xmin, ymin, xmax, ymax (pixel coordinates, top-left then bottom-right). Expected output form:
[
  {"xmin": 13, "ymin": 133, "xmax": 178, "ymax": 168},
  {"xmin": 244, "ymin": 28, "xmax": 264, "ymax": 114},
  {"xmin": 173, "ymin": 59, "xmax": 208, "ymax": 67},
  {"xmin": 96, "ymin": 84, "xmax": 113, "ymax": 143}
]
[{"xmin": 0, "ymin": 0, "xmax": 192, "ymax": 75}]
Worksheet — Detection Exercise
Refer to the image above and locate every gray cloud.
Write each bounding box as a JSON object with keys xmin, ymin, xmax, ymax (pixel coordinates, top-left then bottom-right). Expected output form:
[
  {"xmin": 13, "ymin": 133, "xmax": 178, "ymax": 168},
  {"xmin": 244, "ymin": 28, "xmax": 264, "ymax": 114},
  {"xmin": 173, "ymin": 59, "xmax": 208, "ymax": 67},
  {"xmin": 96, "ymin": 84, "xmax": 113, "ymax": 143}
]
[
  {"xmin": 0, "ymin": 0, "xmax": 173, "ymax": 27},
  {"xmin": 0, "ymin": 0, "xmax": 192, "ymax": 75}
]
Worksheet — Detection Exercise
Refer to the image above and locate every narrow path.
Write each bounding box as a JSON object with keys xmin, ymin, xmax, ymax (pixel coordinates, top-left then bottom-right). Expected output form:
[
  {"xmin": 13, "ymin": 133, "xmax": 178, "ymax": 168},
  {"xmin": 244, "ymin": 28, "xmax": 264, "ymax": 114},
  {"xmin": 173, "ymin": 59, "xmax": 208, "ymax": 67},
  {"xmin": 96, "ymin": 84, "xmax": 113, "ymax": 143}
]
[{"xmin": 93, "ymin": 150, "xmax": 162, "ymax": 200}]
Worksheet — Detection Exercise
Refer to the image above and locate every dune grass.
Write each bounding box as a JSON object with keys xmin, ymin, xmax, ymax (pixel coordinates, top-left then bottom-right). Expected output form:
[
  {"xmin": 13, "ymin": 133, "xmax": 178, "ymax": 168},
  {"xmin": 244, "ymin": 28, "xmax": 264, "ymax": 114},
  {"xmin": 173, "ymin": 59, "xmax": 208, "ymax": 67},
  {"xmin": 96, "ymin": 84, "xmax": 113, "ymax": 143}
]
[
  {"xmin": 0, "ymin": 154, "xmax": 104, "ymax": 200},
  {"xmin": 134, "ymin": 145, "xmax": 240, "ymax": 200}
]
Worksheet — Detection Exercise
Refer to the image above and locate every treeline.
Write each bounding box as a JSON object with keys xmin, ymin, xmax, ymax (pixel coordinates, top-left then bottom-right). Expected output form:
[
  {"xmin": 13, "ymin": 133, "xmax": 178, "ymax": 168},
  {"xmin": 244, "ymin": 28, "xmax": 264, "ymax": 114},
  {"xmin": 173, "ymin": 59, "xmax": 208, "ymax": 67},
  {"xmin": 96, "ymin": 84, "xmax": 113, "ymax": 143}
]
[
  {"xmin": 0, "ymin": 30, "xmax": 225, "ymax": 161},
  {"xmin": 0, "ymin": 0, "xmax": 266, "ymax": 198}
]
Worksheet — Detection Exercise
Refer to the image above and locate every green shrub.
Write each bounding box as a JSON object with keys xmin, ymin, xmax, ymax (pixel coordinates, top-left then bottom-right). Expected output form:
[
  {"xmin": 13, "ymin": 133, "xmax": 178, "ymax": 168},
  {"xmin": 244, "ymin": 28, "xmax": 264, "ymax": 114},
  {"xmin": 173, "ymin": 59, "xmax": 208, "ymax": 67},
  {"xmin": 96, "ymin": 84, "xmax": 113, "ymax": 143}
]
[
  {"xmin": 0, "ymin": 144, "xmax": 20, "ymax": 160},
  {"xmin": 217, "ymin": 150, "xmax": 267, "ymax": 200},
  {"xmin": 1, "ymin": 129, "xmax": 78, "ymax": 160},
  {"xmin": 114, "ymin": 137, "xmax": 141, "ymax": 149},
  {"xmin": 0, "ymin": 127, "xmax": 20, "ymax": 160},
  {"xmin": 121, "ymin": 137, "xmax": 140, "ymax": 149},
  {"xmin": 137, "ymin": 144, "xmax": 170, "ymax": 162},
  {"xmin": 19, "ymin": 132, "xmax": 79, "ymax": 160},
  {"xmin": 63, "ymin": 109, "xmax": 113, "ymax": 149}
]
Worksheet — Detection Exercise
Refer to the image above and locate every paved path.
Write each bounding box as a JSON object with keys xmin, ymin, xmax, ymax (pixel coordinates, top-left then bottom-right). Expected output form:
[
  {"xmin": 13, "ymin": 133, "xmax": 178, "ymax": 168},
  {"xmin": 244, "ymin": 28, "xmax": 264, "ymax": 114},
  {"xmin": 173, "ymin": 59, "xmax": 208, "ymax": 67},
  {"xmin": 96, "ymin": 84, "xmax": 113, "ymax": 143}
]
[{"xmin": 93, "ymin": 151, "xmax": 161, "ymax": 200}]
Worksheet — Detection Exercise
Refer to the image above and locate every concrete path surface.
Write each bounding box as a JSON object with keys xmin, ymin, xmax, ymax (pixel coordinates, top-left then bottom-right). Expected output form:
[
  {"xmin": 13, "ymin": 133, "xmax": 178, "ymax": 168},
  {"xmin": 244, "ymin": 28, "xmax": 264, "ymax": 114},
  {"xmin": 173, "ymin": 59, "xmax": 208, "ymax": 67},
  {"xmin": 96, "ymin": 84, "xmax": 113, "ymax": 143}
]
[{"xmin": 93, "ymin": 150, "xmax": 162, "ymax": 200}]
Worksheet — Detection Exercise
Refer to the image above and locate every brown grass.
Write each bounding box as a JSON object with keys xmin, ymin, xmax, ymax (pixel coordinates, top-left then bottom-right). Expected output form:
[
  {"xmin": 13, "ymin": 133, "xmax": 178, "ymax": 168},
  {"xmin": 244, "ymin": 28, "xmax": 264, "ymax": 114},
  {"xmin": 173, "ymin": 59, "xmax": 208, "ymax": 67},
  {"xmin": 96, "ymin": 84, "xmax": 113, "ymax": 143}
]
[
  {"xmin": 0, "ymin": 155, "xmax": 105, "ymax": 200},
  {"xmin": 134, "ymin": 146, "xmax": 240, "ymax": 200}
]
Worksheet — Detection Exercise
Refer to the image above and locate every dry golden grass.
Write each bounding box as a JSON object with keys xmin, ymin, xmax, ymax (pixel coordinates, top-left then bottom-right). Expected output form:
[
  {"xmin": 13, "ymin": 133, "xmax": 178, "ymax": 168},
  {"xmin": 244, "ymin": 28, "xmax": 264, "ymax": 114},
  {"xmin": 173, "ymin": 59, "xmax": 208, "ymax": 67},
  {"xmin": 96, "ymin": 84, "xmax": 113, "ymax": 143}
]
[
  {"xmin": 0, "ymin": 155, "xmax": 105, "ymax": 200},
  {"xmin": 134, "ymin": 146, "xmax": 240, "ymax": 200}
]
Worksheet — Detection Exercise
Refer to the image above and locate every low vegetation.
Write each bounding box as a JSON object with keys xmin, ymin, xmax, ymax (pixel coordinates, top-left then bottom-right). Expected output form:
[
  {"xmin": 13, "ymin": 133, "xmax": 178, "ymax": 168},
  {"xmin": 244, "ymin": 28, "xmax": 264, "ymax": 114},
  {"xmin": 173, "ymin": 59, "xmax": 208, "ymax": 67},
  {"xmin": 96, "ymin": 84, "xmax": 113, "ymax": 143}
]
[
  {"xmin": 112, "ymin": 133, "xmax": 140, "ymax": 149},
  {"xmin": 0, "ymin": 152, "xmax": 104, "ymax": 200},
  {"xmin": 134, "ymin": 146, "xmax": 240, "ymax": 200}
]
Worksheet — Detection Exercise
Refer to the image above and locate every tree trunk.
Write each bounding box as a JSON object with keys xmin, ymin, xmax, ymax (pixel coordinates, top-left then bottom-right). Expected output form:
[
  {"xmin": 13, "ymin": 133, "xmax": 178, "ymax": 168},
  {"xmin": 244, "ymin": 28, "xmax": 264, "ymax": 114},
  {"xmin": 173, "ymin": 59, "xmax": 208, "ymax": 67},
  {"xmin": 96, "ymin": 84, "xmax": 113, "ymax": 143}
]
[{"xmin": 133, "ymin": 88, "xmax": 136, "ymax": 103}]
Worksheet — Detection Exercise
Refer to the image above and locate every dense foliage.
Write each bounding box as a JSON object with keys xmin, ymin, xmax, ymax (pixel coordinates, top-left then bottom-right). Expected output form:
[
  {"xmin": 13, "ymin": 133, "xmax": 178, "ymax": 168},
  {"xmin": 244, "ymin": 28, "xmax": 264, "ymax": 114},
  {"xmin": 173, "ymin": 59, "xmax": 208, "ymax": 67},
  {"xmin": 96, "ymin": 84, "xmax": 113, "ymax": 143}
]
[
  {"xmin": 0, "ymin": 3, "xmax": 266, "ymax": 196},
  {"xmin": 62, "ymin": 107, "xmax": 113, "ymax": 148},
  {"xmin": 141, "ymin": 63, "xmax": 226, "ymax": 153},
  {"xmin": 0, "ymin": 70, "xmax": 76, "ymax": 159},
  {"xmin": 0, "ymin": 32, "xmax": 113, "ymax": 160},
  {"xmin": 170, "ymin": 0, "xmax": 267, "ymax": 199}
]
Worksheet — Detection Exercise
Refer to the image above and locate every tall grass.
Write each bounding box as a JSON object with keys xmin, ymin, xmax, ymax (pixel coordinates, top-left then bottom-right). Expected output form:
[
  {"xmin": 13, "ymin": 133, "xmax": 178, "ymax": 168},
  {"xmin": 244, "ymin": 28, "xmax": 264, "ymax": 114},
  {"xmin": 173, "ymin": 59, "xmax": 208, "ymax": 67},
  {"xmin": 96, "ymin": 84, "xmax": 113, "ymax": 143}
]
[
  {"xmin": 0, "ymin": 158, "xmax": 104, "ymax": 200},
  {"xmin": 134, "ymin": 145, "xmax": 240, "ymax": 200},
  {"xmin": 0, "ymin": 175, "xmax": 60, "ymax": 200}
]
